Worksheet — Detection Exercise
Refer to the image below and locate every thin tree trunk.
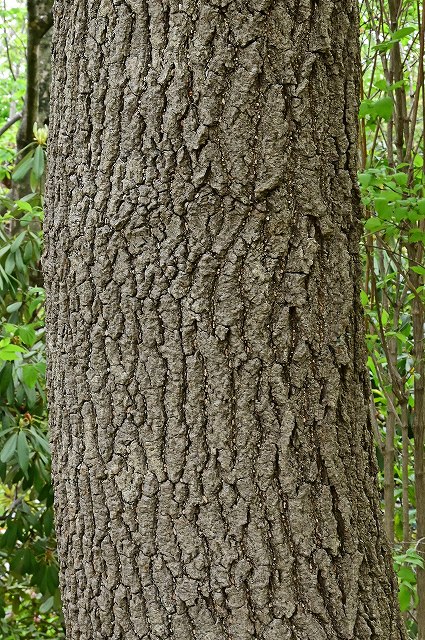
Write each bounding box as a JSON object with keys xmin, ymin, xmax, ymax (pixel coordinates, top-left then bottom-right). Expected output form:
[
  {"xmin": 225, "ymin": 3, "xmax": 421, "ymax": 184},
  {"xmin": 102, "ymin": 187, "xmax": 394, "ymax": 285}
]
[
  {"xmin": 408, "ymin": 257, "xmax": 425, "ymax": 640},
  {"xmin": 384, "ymin": 405, "xmax": 396, "ymax": 541},
  {"xmin": 16, "ymin": 0, "xmax": 52, "ymax": 153},
  {"xmin": 44, "ymin": 2, "xmax": 406, "ymax": 639},
  {"xmin": 401, "ymin": 402, "xmax": 411, "ymax": 545}
]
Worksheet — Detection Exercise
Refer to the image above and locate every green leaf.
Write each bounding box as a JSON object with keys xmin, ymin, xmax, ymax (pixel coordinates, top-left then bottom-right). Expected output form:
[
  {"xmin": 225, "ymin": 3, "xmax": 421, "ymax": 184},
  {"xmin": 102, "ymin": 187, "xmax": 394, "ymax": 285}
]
[
  {"xmin": 360, "ymin": 290, "xmax": 369, "ymax": 306},
  {"xmin": 392, "ymin": 26, "xmax": 415, "ymax": 40},
  {"xmin": 23, "ymin": 240, "xmax": 33, "ymax": 263},
  {"xmin": 0, "ymin": 362, "xmax": 12, "ymax": 395},
  {"xmin": 4, "ymin": 251, "xmax": 15, "ymax": 274},
  {"xmin": 17, "ymin": 430, "xmax": 29, "ymax": 475},
  {"xmin": 10, "ymin": 231, "xmax": 26, "ymax": 253},
  {"xmin": 0, "ymin": 432, "xmax": 17, "ymax": 463},
  {"xmin": 374, "ymin": 79, "xmax": 388, "ymax": 91},
  {"xmin": 360, "ymin": 97, "xmax": 394, "ymax": 121},
  {"xmin": 6, "ymin": 301, "xmax": 22, "ymax": 313},
  {"xmin": 418, "ymin": 199, "xmax": 425, "ymax": 216},
  {"xmin": 12, "ymin": 151, "xmax": 34, "ymax": 182},
  {"xmin": 29, "ymin": 427, "xmax": 51, "ymax": 454},
  {"xmin": 359, "ymin": 99, "xmax": 374, "ymax": 118},
  {"xmin": 398, "ymin": 584, "xmax": 412, "ymax": 611},
  {"xmin": 397, "ymin": 565, "xmax": 416, "ymax": 583},
  {"xmin": 39, "ymin": 596, "xmax": 54, "ymax": 613},
  {"xmin": 0, "ymin": 344, "xmax": 26, "ymax": 361},
  {"xmin": 409, "ymin": 229, "xmax": 425, "ymax": 243},
  {"xmin": 22, "ymin": 364, "xmax": 38, "ymax": 388},
  {"xmin": 373, "ymin": 97, "xmax": 394, "ymax": 121},
  {"xmin": 14, "ymin": 246, "xmax": 25, "ymax": 272},
  {"xmin": 30, "ymin": 169, "xmax": 39, "ymax": 192},
  {"xmin": 0, "ymin": 244, "xmax": 10, "ymax": 259},
  {"xmin": 375, "ymin": 198, "xmax": 394, "ymax": 219},
  {"xmin": 364, "ymin": 217, "xmax": 386, "ymax": 232},
  {"xmin": 32, "ymin": 145, "xmax": 45, "ymax": 179},
  {"xmin": 43, "ymin": 508, "xmax": 54, "ymax": 536},
  {"xmin": 385, "ymin": 331, "xmax": 408, "ymax": 343},
  {"xmin": 358, "ymin": 172, "xmax": 372, "ymax": 187},
  {"xmin": 411, "ymin": 266, "xmax": 425, "ymax": 276},
  {"xmin": 18, "ymin": 324, "xmax": 36, "ymax": 346},
  {"xmin": 15, "ymin": 199, "xmax": 33, "ymax": 213},
  {"xmin": 373, "ymin": 40, "xmax": 397, "ymax": 52},
  {"xmin": 381, "ymin": 309, "xmax": 389, "ymax": 326},
  {"xmin": 46, "ymin": 564, "xmax": 59, "ymax": 594},
  {"xmin": 393, "ymin": 172, "xmax": 408, "ymax": 187},
  {"xmin": 394, "ymin": 203, "xmax": 411, "ymax": 222}
]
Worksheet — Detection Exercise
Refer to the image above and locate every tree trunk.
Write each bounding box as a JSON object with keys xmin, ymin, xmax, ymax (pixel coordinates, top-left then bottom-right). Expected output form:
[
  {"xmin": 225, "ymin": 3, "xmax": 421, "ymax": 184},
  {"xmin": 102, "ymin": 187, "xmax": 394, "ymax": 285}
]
[
  {"xmin": 16, "ymin": 0, "xmax": 53, "ymax": 153},
  {"xmin": 44, "ymin": 1, "xmax": 406, "ymax": 639}
]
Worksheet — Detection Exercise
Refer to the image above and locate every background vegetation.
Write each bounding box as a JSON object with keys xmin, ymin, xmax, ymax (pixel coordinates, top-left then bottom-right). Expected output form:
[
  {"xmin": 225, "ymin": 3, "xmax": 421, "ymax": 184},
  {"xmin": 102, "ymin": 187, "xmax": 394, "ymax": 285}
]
[{"xmin": 0, "ymin": 0, "xmax": 424, "ymax": 637}]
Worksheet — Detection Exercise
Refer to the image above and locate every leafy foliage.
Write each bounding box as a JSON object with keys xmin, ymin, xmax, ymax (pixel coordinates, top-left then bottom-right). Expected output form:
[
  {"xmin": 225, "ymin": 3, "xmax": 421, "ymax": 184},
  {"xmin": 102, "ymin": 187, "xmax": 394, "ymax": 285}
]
[
  {"xmin": 360, "ymin": 0, "xmax": 425, "ymax": 635},
  {"xmin": 0, "ymin": 26, "xmax": 63, "ymax": 630}
]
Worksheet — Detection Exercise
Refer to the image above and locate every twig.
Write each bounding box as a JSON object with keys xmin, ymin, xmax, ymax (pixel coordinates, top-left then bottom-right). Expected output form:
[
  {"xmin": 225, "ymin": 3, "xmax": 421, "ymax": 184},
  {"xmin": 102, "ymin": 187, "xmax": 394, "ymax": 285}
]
[{"xmin": 0, "ymin": 112, "xmax": 22, "ymax": 137}]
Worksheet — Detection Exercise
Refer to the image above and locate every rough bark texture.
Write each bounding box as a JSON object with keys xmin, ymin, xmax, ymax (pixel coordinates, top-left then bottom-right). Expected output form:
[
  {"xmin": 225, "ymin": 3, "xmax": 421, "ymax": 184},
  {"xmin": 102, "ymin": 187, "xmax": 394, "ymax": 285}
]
[{"xmin": 44, "ymin": 1, "xmax": 406, "ymax": 639}]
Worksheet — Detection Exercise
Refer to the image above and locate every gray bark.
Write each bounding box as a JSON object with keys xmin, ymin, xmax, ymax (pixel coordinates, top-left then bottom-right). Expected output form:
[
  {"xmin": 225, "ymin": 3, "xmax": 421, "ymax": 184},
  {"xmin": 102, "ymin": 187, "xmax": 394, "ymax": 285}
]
[{"xmin": 44, "ymin": 1, "xmax": 406, "ymax": 639}]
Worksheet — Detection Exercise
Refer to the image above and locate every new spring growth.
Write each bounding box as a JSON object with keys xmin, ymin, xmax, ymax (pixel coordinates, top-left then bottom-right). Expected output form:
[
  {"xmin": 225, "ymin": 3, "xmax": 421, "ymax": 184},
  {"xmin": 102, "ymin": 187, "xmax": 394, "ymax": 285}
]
[{"xmin": 33, "ymin": 122, "xmax": 48, "ymax": 146}]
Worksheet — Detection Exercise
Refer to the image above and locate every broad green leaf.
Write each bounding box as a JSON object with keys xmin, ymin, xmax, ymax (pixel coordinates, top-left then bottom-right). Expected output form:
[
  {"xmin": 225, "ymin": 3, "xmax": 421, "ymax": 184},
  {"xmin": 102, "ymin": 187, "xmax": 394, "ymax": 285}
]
[
  {"xmin": 29, "ymin": 427, "xmax": 51, "ymax": 454},
  {"xmin": 378, "ymin": 188, "xmax": 402, "ymax": 202},
  {"xmin": 364, "ymin": 217, "xmax": 386, "ymax": 232},
  {"xmin": 397, "ymin": 565, "xmax": 416, "ymax": 583},
  {"xmin": 0, "ymin": 432, "xmax": 17, "ymax": 463},
  {"xmin": 23, "ymin": 239, "xmax": 33, "ymax": 263},
  {"xmin": 39, "ymin": 596, "xmax": 54, "ymax": 613},
  {"xmin": 15, "ymin": 199, "xmax": 33, "ymax": 212},
  {"xmin": 0, "ymin": 362, "xmax": 12, "ymax": 395},
  {"xmin": 6, "ymin": 301, "xmax": 22, "ymax": 313},
  {"xmin": 373, "ymin": 97, "xmax": 394, "ymax": 121},
  {"xmin": 393, "ymin": 172, "xmax": 408, "ymax": 187},
  {"xmin": 381, "ymin": 309, "xmax": 389, "ymax": 326},
  {"xmin": 14, "ymin": 246, "xmax": 25, "ymax": 272},
  {"xmin": 392, "ymin": 26, "xmax": 415, "ymax": 40},
  {"xmin": 374, "ymin": 79, "xmax": 388, "ymax": 91},
  {"xmin": 409, "ymin": 229, "xmax": 425, "ymax": 243},
  {"xmin": 0, "ymin": 244, "xmax": 10, "ymax": 258},
  {"xmin": 0, "ymin": 520, "xmax": 19, "ymax": 550},
  {"xmin": 411, "ymin": 266, "xmax": 425, "ymax": 276},
  {"xmin": 4, "ymin": 251, "xmax": 15, "ymax": 274},
  {"xmin": 43, "ymin": 509, "xmax": 54, "ymax": 536},
  {"xmin": 12, "ymin": 151, "xmax": 34, "ymax": 182},
  {"xmin": 17, "ymin": 430, "xmax": 30, "ymax": 475},
  {"xmin": 373, "ymin": 40, "xmax": 397, "ymax": 52},
  {"xmin": 358, "ymin": 172, "xmax": 372, "ymax": 187},
  {"xmin": 22, "ymin": 364, "xmax": 38, "ymax": 388},
  {"xmin": 398, "ymin": 584, "xmax": 412, "ymax": 611},
  {"xmin": 10, "ymin": 230, "xmax": 26, "ymax": 253},
  {"xmin": 359, "ymin": 99, "xmax": 374, "ymax": 118},
  {"xmin": 0, "ymin": 344, "xmax": 26, "ymax": 361},
  {"xmin": 18, "ymin": 324, "xmax": 36, "ymax": 346},
  {"xmin": 30, "ymin": 169, "xmax": 39, "ymax": 192},
  {"xmin": 375, "ymin": 198, "xmax": 394, "ymax": 219},
  {"xmin": 32, "ymin": 145, "xmax": 45, "ymax": 179},
  {"xmin": 385, "ymin": 331, "xmax": 408, "ymax": 343},
  {"xmin": 46, "ymin": 564, "xmax": 59, "ymax": 594},
  {"xmin": 360, "ymin": 290, "xmax": 369, "ymax": 306}
]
